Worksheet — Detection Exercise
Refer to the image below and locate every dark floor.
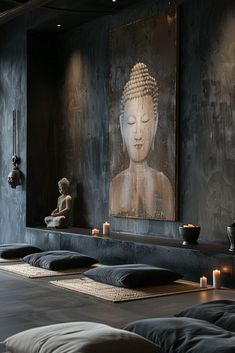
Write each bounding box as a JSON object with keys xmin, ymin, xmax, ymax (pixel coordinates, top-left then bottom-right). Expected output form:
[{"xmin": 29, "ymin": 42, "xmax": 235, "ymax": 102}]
[{"xmin": 0, "ymin": 269, "xmax": 235, "ymax": 343}]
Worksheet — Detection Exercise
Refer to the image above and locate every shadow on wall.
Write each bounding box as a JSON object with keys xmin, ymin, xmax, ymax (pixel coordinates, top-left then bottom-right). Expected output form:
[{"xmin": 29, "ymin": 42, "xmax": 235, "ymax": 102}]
[{"xmin": 73, "ymin": 183, "xmax": 89, "ymax": 227}]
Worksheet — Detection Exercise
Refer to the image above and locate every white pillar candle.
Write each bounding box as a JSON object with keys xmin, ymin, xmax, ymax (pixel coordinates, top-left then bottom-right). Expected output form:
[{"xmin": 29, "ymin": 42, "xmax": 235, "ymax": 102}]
[
  {"xmin": 103, "ymin": 221, "xmax": 110, "ymax": 236},
  {"xmin": 92, "ymin": 228, "xmax": 100, "ymax": 236},
  {"xmin": 213, "ymin": 269, "xmax": 221, "ymax": 289},
  {"xmin": 200, "ymin": 276, "xmax": 207, "ymax": 288}
]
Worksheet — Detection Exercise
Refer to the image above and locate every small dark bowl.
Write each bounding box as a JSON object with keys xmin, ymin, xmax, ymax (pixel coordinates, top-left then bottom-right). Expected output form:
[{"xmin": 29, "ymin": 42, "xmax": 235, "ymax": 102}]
[{"xmin": 179, "ymin": 226, "xmax": 200, "ymax": 245}]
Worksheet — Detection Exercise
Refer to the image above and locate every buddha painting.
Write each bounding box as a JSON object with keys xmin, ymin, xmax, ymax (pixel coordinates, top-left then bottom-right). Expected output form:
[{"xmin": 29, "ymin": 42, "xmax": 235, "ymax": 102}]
[{"xmin": 109, "ymin": 63, "xmax": 174, "ymax": 220}]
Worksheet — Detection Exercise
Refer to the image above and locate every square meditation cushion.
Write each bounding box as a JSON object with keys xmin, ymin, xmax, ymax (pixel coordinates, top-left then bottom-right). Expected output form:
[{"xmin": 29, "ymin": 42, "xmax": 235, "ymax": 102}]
[
  {"xmin": 23, "ymin": 250, "xmax": 98, "ymax": 270},
  {"xmin": 84, "ymin": 263, "xmax": 182, "ymax": 288},
  {"xmin": 0, "ymin": 243, "xmax": 42, "ymax": 259},
  {"xmin": 3, "ymin": 321, "xmax": 160, "ymax": 353}
]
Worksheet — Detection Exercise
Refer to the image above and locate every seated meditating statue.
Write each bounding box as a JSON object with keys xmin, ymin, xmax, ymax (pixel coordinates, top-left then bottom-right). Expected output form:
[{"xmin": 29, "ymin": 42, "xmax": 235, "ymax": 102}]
[{"xmin": 44, "ymin": 178, "xmax": 72, "ymax": 228}]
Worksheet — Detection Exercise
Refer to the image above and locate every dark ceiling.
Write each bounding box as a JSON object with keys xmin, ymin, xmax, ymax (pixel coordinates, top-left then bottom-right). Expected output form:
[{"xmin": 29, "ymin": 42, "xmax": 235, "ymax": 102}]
[{"xmin": 0, "ymin": 0, "xmax": 144, "ymax": 32}]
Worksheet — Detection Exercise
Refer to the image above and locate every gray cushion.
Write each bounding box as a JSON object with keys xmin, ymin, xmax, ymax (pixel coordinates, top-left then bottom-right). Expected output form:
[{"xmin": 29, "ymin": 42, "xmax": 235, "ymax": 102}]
[
  {"xmin": 123, "ymin": 317, "xmax": 235, "ymax": 353},
  {"xmin": 3, "ymin": 321, "xmax": 160, "ymax": 353},
  {"xmin": 23, "ymin": 250, "xmax": 98, "ymax": 270},
  {"xmin": 84, "ymin": 263, "xmax": 182, "ymax": 288},
  {"xmin": 0, "ymin": 243, "xmax": 42, "ymax": 259},
  {"xmin": 175, "ymin": 299, "xmax": 235, "ymax": 332}
]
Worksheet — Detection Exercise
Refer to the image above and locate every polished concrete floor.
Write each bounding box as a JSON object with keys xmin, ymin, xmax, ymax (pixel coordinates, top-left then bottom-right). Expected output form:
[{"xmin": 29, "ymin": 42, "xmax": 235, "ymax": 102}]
[{"xmin": 0, "ymin": 269, "xmax": 234, "ymax": 342}]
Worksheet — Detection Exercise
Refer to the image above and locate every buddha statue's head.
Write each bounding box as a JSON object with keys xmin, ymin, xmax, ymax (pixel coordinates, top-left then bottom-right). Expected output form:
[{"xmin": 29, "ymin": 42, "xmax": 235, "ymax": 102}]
[
  {"xmin": 58, "ymin": 177, "xmax": 70, "ymax": 195},
  {"xmin": 120, "ymin": 63, "xmax": 159, "ymax": 163}
]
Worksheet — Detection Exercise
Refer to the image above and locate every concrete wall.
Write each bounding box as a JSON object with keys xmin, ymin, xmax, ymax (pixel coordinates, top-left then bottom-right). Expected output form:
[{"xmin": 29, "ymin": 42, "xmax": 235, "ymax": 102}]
[
  {"xmin": 0, "ymin": 18, "xmax": 27, "ymax": 243},
  {"xmin": 0, "ymin": 0, "xmax": 234, "ymax": 245},
  {"xmin": 27, "ymin": 32, "xmax": 59, "ymax": 226},
  {"xmin": 180, "ymin": 0, "xmax": 235, "ymax": 243}
]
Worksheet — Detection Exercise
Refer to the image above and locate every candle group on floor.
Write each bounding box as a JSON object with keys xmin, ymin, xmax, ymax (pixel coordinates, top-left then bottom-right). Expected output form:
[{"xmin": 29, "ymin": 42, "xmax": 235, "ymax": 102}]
[{"xmin": 200, "ymin": 269, "xmax": 221, "ymax": 289}]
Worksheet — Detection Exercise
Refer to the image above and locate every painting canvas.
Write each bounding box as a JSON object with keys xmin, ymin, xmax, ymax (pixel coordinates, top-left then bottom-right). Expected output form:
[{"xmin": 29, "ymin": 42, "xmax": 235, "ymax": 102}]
[{"xmin": 109, "ymin": 8, "xmax": 178, "ymax": 221}]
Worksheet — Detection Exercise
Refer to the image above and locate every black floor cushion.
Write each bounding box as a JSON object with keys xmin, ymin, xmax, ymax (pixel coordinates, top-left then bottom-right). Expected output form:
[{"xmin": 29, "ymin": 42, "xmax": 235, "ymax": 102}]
[
  {"xmin": 0, "ymin": 243, "xmax": 42, "ymax": 259},
  {"xmin": 123, "ymin": 317, "xmax": 235, "ymax": 353},
  {"xmin": 23, "ymin": 250, "xmax": 98, "ymax": 270},
  {"xmin": 84, "ymin": 263, "xmax": 182, "ymax": 288},
  {"xmin": 175, "ymin": 299, "xmax": 235, "ymax": 332}
]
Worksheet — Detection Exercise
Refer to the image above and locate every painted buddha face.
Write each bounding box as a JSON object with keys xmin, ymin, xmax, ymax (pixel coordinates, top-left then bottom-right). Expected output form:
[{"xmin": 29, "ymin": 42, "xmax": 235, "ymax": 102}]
[
  {"xmin": 122, "ymin": 95, "xmax": 157, "ymax": 163},
  {"xmin": 120, "ymin": 63, "xmax": 158, "ymax": 163}
]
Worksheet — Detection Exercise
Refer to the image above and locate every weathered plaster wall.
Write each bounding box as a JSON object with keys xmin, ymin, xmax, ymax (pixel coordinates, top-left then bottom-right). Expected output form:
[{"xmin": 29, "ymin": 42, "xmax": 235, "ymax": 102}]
[
  {"xmin": 53, "ymin": 0, "xmax": 235, "ymax": 243},
  {"xmin": 27, "ymin": 32, "xmax": 59, "ymax": 226},
  {"xmin": 0, "ymin": 0, "xmax": 234, "ymax": 245},
  {"xmin": 0, "ymin": 18, "xmax": 27, "ymax": 243},
  {"xmin": 180, "ymin": 0, "xmax": 235, "ymax": 242}
]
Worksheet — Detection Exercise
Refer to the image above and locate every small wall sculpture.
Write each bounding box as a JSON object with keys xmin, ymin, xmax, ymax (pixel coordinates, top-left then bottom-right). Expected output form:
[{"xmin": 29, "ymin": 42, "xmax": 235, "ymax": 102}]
[{"xmin": 8, "ymin": 109, "xmax": 22, "ymax": 189}]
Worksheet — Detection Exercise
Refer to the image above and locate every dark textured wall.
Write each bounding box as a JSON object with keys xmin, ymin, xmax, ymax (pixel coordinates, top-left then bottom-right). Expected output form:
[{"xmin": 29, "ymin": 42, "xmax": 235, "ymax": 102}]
[
  {"xmin": 0, "ymin": 0, "xmax": 234, "ymax": 246},
  {"xmin": 27, "ymin": 32, "xmax": 59, "ymax": 226},
  {"xmin": 54, "ymin": 0, "xmax": 235, "ymax": 243},
  {"xmin": 180, "ymin": 0, "xmax": 235, "ymax": 242},
  {"xmin": 0, "ymin": 18, "xmax": 27, "ymax": 243}
]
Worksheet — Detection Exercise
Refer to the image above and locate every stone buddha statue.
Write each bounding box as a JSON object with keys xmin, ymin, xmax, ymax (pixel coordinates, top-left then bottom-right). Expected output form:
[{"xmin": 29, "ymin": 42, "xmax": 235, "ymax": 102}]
[{"xmin": 44, "ymin": 177, "xmax": 72, "ymax": 228}]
